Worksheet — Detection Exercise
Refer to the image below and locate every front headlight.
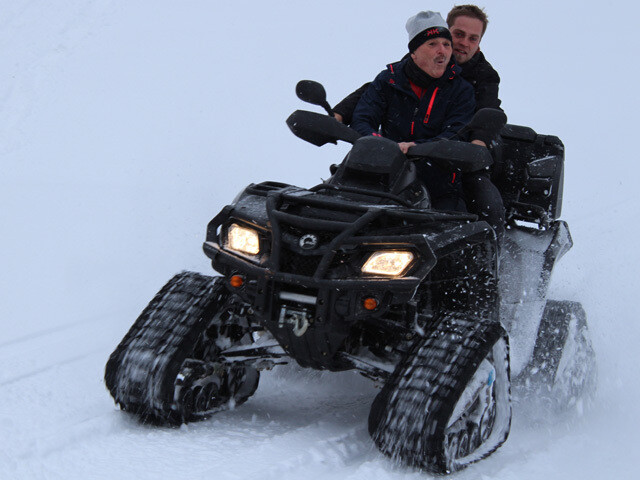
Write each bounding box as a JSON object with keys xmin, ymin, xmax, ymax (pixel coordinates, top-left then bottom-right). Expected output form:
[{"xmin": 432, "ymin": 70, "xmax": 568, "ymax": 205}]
[
  {"xmin": 361, "ymin": 251, "xmax": 414, "ymax": 277},
  {"xmin": 226, "ymin": 223, "xmax": 260, "ymax": 255}
]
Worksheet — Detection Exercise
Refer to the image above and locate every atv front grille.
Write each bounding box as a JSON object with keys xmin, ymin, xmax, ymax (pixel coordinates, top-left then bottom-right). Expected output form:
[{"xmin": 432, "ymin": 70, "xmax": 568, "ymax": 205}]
[
  {"xmin": 275, "ymin": 222, "xmax": 341, "ymax": 277},
  {"xmin": 279, "ymin": 248, "xmax": 323, "ymax": 277},
  {"xmin": 263, "ymin": 189, "xmax": 442, "ymax": 280}
]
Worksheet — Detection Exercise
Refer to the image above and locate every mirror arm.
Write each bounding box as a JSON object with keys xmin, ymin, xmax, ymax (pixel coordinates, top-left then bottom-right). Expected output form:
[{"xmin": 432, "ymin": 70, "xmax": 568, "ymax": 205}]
[{"xmin": 321, "ymin": 101, "xmax": 334, "ymax": 116}]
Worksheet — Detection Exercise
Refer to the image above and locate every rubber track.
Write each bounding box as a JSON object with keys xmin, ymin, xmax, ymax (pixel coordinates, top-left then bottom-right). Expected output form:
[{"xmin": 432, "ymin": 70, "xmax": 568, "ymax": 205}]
[
  {"xmin": 370, "ymin": 312, "xmax": 510, "ymax": 474},
  {"xmin": 515, "ymin": 299, "xmax": 596, "ymax": 408},
  {"xmin": 105, "ymin": 271, "xmax": 227, "ymax": 422}
]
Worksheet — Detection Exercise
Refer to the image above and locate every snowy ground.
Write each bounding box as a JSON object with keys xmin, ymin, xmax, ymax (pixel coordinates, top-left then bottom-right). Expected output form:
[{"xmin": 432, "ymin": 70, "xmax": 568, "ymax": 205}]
[{"xmin": 1, "ymin": 1, "xmax": 639, "ymax": 479}]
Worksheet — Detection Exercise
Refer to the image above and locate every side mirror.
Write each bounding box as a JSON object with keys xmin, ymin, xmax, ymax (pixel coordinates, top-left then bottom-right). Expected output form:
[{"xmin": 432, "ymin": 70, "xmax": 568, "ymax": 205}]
[
  {"xmin": 457, "ymin": 108, "xmax": 508, "ymax": 142},
  {"xmin": 295, "ymin": 80, "xmax": 333, "ymax": 116}
]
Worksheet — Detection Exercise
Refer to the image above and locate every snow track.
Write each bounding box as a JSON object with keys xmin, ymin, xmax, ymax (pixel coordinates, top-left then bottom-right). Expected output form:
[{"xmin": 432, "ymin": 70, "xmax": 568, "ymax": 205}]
[
  {"xmin": 1, "ymin": 313, "xmax": 385, "ymax": 479},
  {"xmin": 0, "ymin": 314, "xmax": 119, "ymax": 386},
  {"xmin": 0, "ymin": 312, "xmax": 609, "ymax": 480},
  {"xmin": 198, "ymin": 390, "xmax": 375, "ymax": 480}
]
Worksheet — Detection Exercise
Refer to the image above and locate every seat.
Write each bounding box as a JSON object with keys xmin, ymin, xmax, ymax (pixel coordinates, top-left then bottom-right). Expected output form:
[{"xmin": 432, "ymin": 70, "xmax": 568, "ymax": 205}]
[{"xmin": 492, "ymin": 124, "xmax": 564, "ymax": 227}]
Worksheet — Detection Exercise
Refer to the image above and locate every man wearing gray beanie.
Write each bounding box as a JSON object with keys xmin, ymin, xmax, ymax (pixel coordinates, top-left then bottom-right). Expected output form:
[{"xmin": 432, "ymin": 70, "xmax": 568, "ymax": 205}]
[{"xmin": 349, "ymin": 11, "xmax": 476, "ymax": 211}]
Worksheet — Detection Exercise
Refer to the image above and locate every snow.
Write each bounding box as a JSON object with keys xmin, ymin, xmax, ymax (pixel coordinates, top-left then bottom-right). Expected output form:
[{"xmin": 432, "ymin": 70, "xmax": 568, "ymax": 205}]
[{"xmin": 1, "ymin": 0, "xmax": 639, "ymax": 478}]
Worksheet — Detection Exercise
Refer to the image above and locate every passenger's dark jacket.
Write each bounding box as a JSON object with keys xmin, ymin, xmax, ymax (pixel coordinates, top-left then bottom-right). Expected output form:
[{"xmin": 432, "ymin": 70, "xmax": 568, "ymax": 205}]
[
  {"xmin": 350, "ymin": 57, "xmax": 475, "ymax": 143},
  {"xmin": 335, "ymin": 50, "xmax": 500, "ymax": 124},
  {"xmin": 460, "ymin": 50, "xmax": 501, "ymax": 110}
]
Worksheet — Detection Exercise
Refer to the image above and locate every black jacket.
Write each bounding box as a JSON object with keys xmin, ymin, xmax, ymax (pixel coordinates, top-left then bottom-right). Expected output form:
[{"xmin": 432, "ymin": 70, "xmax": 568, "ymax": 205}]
[
  {"xmin": 350, "ymin": 58, "xmax": 475, "ymax": 143},
  {"xmin": 459, "ymin": 50, "xmax": 501, "ymax": 110},
  {"xmin": 334, "ymin": 50, "xmax": 501, "ymax": 124}
]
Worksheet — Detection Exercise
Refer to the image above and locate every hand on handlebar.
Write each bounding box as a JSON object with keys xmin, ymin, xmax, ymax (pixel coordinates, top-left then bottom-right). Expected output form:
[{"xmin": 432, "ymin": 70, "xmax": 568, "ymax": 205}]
[{"xmin": 398, "ymin": 142, "xmax": 416, "ymax": 154}]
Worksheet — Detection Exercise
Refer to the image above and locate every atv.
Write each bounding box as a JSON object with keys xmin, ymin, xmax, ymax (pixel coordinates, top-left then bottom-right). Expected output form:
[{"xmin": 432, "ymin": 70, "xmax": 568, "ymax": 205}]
[{"xmin": 105, "ymin": 81, "xmax": 596, "ymax": 474}]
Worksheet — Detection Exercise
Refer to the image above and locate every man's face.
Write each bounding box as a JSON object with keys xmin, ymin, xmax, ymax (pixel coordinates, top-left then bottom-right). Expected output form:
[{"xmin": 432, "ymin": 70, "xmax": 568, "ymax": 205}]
[
  {"xmin": 449, "ymin": 15, "xmax": 484, "ymax": 64},
  {"xmin": 411, "ymin": 37, "xmax": 452, "ymax": 78}
]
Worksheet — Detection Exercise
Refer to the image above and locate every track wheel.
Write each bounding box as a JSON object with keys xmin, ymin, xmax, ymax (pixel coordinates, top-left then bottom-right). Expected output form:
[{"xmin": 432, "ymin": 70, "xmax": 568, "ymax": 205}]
[{"xmin": 369, "ymin": 313, "xmax": 511, "ymax": 474}]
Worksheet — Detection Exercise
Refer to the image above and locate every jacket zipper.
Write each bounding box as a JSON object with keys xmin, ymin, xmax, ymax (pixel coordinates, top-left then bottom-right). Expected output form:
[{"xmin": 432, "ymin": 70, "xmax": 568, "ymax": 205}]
[
  {"xmin": 424, "ymin": 87, "xmax": 439, "ymax": 124},
  {"xmin": 411, "ymin": 107, "xmax": 418, "ymax": 137},
  {"xmin": 411, "ymin": 87, "xmax": 439, "ymax": 137}
]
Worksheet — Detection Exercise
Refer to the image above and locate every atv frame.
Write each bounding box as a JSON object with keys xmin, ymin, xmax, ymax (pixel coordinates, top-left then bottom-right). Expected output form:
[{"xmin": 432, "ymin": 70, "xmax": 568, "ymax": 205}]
[{"xmin": 105, "ymin": 81, "xmax": 595, "ymax": 474}]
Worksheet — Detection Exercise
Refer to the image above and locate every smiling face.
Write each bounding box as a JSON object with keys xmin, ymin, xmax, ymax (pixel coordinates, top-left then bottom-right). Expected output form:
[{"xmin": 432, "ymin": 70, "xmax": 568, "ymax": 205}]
[
  {"xmin": 410, "ymin": 37, "xmax": 452, "ymax": 78},
  {"xmin": 449, "ymin": 15, "xmax": 484, "ymax": 64}
]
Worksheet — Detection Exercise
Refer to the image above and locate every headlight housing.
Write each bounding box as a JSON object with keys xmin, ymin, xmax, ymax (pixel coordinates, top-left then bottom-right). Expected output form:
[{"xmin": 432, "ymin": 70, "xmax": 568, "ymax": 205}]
[
  {"xmin": 226, "ymin": 223, "xmax": 260, "ymax": 256},
  {"xmin": 361, "ymin": 251, "xmax": 414, "ymax": 277}
]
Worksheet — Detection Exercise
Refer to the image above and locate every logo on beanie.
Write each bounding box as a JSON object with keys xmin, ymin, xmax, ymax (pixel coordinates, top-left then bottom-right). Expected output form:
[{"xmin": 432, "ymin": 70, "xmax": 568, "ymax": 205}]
[{"xmin": 426, "ymin": 28, "xmax": 440, "ymax": 37}]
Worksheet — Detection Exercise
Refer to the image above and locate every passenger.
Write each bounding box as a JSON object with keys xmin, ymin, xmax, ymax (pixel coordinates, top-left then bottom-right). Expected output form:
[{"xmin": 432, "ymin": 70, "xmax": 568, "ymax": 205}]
[
  {"xmin": 447, "ymin": 5, "xmax": 505, "ymax": 241},
  {"xmin": 350, "ymin": 11, "xmax": 480, "ymax": 211},
  {"xmin": 446, "ymin": 4, "xmax": 501, "ymax": 110}
]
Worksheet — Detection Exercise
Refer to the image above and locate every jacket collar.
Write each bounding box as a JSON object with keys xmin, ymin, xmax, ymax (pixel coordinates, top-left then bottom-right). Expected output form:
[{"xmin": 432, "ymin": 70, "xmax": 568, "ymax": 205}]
[
  {"xmin": 458, "ymin": 50, "xmax": 484, "ymax": 73},
  {"xmin": 387, "ymin": 57, "xmax": 461, "ymax": 91}
]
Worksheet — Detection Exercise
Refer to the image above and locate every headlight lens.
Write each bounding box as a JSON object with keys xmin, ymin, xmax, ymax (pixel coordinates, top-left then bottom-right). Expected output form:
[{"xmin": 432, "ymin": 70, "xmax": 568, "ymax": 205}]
[
  {"xmin": 226, "ymin": 223, "xmax": 260, "ymax": 255},
  {"xmin": 361, "ymin": 251, "xmax": 414, "ymax": 277}
]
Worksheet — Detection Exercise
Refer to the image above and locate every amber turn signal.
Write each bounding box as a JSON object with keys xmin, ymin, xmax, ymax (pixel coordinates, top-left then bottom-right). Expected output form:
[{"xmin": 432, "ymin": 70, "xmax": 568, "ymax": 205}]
[
  {"xmin": 229, "ymin": 275, "xmax": 244, "ymax": 288},
  {"xmin": 363, "ymin": 297, "xmax": 378, "ymax": 311}
]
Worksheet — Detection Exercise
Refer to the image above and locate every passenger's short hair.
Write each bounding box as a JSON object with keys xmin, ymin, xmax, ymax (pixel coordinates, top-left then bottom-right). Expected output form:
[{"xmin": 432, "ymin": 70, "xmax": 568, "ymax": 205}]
[{"xmin": 447, "ymin": 5, "xmax": 489, "ymax": 35}]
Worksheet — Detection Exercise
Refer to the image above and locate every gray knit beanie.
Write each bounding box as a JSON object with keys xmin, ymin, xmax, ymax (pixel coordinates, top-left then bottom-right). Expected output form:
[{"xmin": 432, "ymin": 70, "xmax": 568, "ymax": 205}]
[{"xmin": 406, "ymin": 11, "xmax": 452, "ymax": 52}]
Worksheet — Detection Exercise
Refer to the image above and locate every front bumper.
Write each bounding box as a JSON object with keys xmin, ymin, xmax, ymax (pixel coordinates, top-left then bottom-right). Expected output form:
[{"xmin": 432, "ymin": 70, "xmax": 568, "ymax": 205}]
[{"xmin": 203, "ymin": 240, "xmax": 431, "ymax": 369}]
